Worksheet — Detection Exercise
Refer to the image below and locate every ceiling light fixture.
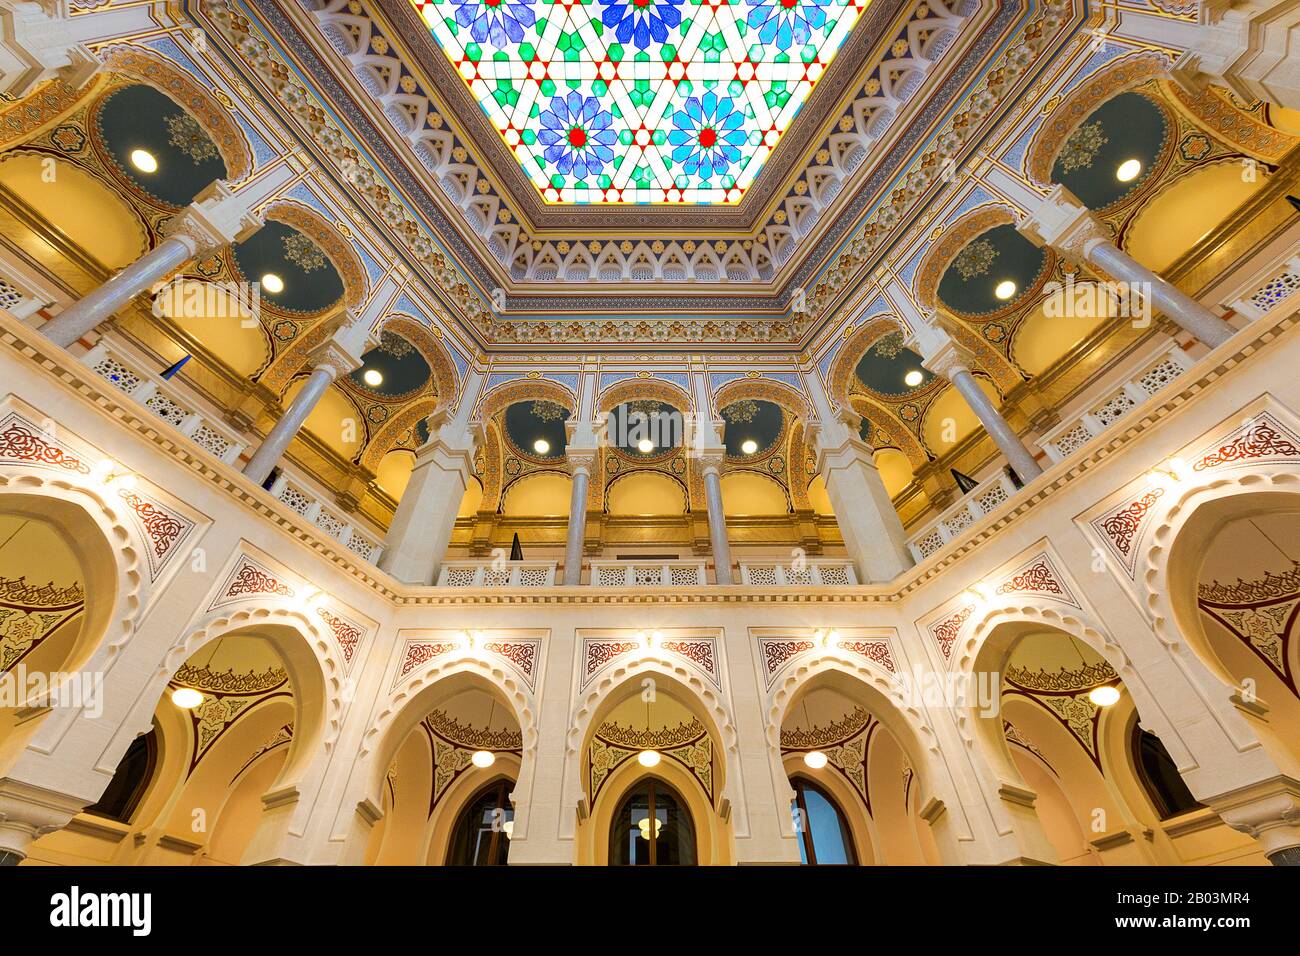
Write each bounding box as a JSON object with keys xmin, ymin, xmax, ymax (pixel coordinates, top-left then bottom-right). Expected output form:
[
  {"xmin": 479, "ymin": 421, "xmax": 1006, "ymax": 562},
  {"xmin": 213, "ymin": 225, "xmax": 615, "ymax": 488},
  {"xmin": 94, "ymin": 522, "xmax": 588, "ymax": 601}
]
[
  {"xmin": 129, "ymin": 149, "xmax": 158, "ymax": 173},
  {"xmin": 638, "ymin": 749, "xmax": 661, "ymax": 768},
  {"xmin": 1116, "ymin": 158, "xmax": 1143, "ymax": 183},
  {"xmin": 471, "ymin": 749, "xmax": 496, "ymax": 768},
  {"xmin": 1089, "ymin": 685, "xmax": 1121, "ymax": 707},
  {"xmin": 261, "ymin": 273, "xmax": 284, "ymax": 294},
  {"xmin": 637, "ymin": 438, "xmax": 655, "ymax": 454},
  {"xmin": 994, "ymin": 280, "xmax": 1017, "ymax": 301},
  {"xmin": 363, "ymin": 369, "xmax": 383, "ymax": 387},
  {"xmin": 904, "ymin": 369, "xmax": 924, "ymax": 387},
  {"xmin": 803, "ymin": 750, "xmax": 829, "ymax": 770},
  {"xmin": 533, "ymin": 438, "xmax": 551, "ymax": 455},
  {"xmin": 741, "ymin": 438, "xmax": 758, "ymax": 455},
  {"xmin": 171, "ymin": 687, "xmax": 203, "ymax": 709},
  {"xmin": 637, "ymin": 815, "xmax": 662, "ymax": 840}
]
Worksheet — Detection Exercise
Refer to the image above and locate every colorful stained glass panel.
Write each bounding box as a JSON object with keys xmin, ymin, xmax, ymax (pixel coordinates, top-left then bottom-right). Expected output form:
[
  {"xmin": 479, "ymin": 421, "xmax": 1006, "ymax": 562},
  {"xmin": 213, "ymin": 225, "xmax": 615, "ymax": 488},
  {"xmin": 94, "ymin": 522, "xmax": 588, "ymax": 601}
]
[{"xmin": 408, "ymin": 0, "xmax": 870, "ymax": 204}]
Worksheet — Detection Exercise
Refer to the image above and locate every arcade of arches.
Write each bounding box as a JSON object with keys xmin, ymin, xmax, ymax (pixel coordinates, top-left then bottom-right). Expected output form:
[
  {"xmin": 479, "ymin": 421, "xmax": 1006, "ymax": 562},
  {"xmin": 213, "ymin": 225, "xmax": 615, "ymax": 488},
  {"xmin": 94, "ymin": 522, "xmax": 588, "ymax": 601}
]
[{"xmin": 1, "ymin": 0, "xmax": 1300, "ymax": 867}]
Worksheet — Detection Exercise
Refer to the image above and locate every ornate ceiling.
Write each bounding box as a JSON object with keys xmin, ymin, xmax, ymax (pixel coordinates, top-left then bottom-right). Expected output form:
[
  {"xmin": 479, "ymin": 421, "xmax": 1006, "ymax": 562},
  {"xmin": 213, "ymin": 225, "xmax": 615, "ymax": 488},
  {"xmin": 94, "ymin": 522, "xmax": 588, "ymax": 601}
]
[
  {"xmin": 194, "ymin": 0, "xmax": 1076, "ymax": 347},
  {"xmin": 407, "ymin": 0, "xmax": 871, "ymax": 204}
]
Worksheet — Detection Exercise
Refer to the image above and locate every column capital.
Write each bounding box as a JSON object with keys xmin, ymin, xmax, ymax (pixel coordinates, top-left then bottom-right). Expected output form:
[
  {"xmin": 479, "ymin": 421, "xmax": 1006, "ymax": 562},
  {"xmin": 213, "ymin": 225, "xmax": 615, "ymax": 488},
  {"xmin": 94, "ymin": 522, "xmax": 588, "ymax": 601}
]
[
  {"xmin": 698, "ymin": 445, "xmax": 727, "ymax": 475},
  {"xmin": 0, "ymin": 776, "xmax": 86, "ymax": 860},
  {"xmin": 565, "ymin": 444, "xmax": 599, "ymax": 476},
  {"xmin": 906, "ymin": 322, "xmax": 972, "ymax": 381},
  {"xmin": 163, "ymin": 180, "xmax": 263, "ymax": 255},
  {"xmin": 1208, "ymin": 775, "xmax": 1300, "ymax": 860},
  {"xmin": 0, "ymin": 0, "xmax": 100, "ymax": 99},
  {"xmin": 310, "ymin": 339, "xmax": 362, "ymax": 381},
  {"xmin": 1169, "ymin": 1, "xmax": 1298, "ymax": 109},
  {"xmin": 1017, "ymin": 183, "xmax": 1110, "ymax": 262}
]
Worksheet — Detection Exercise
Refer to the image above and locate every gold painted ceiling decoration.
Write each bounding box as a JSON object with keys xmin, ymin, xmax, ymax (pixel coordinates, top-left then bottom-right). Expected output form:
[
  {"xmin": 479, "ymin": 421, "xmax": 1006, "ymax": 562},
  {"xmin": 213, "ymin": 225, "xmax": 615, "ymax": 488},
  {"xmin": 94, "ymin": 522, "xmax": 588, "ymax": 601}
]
[
  {"xmin": 164, "ymin": 111, "xmax": 220, "ymax": 164},
  {"xmin": 1056, "ymin": 118, "xmax": 1107, "ymax": 173},
  {"xmin": 589, "ymin": 718, "xmax": 713, "ymax": 802}
]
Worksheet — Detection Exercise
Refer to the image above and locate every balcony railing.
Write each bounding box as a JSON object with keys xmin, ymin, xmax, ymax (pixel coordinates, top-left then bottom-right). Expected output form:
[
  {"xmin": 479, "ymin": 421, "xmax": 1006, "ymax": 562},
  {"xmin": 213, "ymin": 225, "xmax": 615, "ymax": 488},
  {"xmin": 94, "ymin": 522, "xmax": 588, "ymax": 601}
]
[
  {"xmin": 437, "ymin": 560, "xmax": 558, "ymax": 588},
  {"xmin": 81, "ymin": 340, "xmax": 386, "ymax": 566},
  {"xmin": 1037, "ymin": 345, "xmax": 1194, "ymax": 464},
  {"xmin": 0, "ymin": 269, "xmax": 51, "ymax": 322},
  {"xmin": 737, "ymin": 558, "xmax": 858, "ymax": 586},
  {"xmin": 907, "ymin": 469, "xmax": 1021, "ymax": 561},
  {"xmin": 267, "ymin": 471, "xmax": 383, "ymax": 564},
  {"xmin": 1231, "ymin": 255, "xmax": 1300, "ymax": 321},
  {"xmin": 82, "ymin": 341, "xmax": 248, "ymax": 466},
  {"xmin": 589, "ymin": 560, "xmax": 709, "ymax": 587}
]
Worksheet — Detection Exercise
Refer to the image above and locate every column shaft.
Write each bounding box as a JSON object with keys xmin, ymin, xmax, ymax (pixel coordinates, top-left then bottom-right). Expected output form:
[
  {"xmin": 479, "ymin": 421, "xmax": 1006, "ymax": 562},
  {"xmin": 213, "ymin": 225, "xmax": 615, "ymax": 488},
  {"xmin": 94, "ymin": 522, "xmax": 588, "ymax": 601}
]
[
  {"xmin": 380, "ymin": 436, "xmax": 473, "ymax": 585},
  {"xmin": 42, "ymin": 235, "xmax": 196, "ymax": 348},
  {"xmin": 820, "ymin": 442, "xmax": 912, "ymax": 582},
  {"xmin": 563, "ymin": 468, "xmax": 590, "ymax": 585},
  {"xmin": 1087, "ymin": 241, "xmax": 1234, "ymax": 348},
  {"xmin": 949, "ymin": 368, "xmax": 1043, "ymax": 482},
  {"xmin": 703, "ymin": 467, "xmax": 733, "ymax": 584},
  {"xmin": 243, "ymin": 363, "xmax": 336, "ymax": 487}
]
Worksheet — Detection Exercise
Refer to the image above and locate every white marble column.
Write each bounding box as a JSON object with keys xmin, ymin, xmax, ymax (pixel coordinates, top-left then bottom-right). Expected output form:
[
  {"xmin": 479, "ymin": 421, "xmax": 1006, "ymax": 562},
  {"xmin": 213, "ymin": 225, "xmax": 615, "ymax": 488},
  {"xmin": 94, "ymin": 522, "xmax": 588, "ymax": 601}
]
[
  {"xmin": 908, "ymin": 323, "xmax": 1044, "ymax": 483},
  {"xmin": 812, "ymin": 410, "xmax": 913, "ymax": 583},
  {"xmin": 1019, "ymin": 184, "xmax": 1236, "ymax": 348},
  {"xmin": 802, "ymin": 363, "xmax": 913, "ymax": 582},
  {"xmin": 1170, "ymin": 0, "xmax": 1300, "ymax": 110},
  {"xmin": 379, "ymin": 374, "xmax": 484, "ymax": 585},
  {"xmin": 41, "ymin": 180, "xmax": 263, "ymax": 348},
  {"xmin": 0, "ymin": 0, "xmax": 99, "ymax": 98},
  {"xmin": 243, "ymin": 340, "xmax": 360, "ymax": 487},
  {"xmin": 562, "ymin": 447, "xmax": 596, "ymax": 585},
  {"xmin": 699, "ymin": 446, "xmax": 734, "ymax": 585}
]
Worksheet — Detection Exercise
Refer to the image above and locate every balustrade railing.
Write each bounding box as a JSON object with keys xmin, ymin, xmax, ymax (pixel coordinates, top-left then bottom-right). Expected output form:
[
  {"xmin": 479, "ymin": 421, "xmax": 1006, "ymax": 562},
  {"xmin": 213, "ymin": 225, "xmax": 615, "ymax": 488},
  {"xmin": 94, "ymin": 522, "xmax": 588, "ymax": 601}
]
[
  {"xmin": 588, "ymin": 560, "xmax": 709, "ymax": 587},
  {"xmin": 737, "ymin": 558, "xmax": 857, "ymax": 586},
  {"xmin": 82, "ymin": 341, "xmax": 248, "ymax": 467},
  {"xmin": 437, "ymin": 560, "xmax": 558, "ymax": 588},
  {"xmin": 267, "ymin": 471, "xmax": 383, "ymax": 564},
  {"xmin": 1037, "ymin": 346, "xmax": 1195, "ymax": 464},
  {"xmin": 907, "ymin": 470, "xmax": 1020, "ymax": 561}
]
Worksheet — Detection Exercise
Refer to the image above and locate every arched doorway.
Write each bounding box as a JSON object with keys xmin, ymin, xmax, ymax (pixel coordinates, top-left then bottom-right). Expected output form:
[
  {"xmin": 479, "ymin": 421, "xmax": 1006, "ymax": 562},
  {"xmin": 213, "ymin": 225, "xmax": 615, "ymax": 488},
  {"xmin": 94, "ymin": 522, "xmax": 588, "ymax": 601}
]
[
  {"xmin": 447, "ymin": 778, "xmax": 514, "ymax": 866},
  {"xmin": 362, "ymin": 680, "xmax": 523, "ymax": 866},
  {"xmin": 776, "ymin": 672, "xmax": 940, "ymax": 865},
  {"xmin": 608, "ymin": 776, "xmax": 696, "ymax": 866},
  {"xmin": 575, "ymin": 663, "xmax": 731, "ymax": 865},
  {"xmin": 969, "ymin": 618, "xmax": 1267, "ymax": 865}
]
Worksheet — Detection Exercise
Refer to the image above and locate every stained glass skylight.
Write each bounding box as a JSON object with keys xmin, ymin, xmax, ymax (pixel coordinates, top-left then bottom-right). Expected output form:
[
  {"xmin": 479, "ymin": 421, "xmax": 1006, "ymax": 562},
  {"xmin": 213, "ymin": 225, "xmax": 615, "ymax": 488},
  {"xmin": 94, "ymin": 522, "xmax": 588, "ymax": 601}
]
[{"xmin": 409, "ymin": 0, "xmax": 870, "ymax": 204}]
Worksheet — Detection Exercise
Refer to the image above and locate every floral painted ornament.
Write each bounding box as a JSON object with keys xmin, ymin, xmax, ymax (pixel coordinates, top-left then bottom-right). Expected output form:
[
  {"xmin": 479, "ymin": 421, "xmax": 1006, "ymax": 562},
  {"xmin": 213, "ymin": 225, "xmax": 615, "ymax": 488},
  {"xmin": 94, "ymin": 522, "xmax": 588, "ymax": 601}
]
[
  {"xmin": 600, "ymin": 0, "xmax": 683, "ymax": 50},
  {"xmin": 451, "ymin": 0, "xmax": 537, "ymax": 47},
  {"xmin": 537, "ymin": 92, "xmax": 617, "ymax": 182},
  {"xmin": 669, "ymin": 92, "xmax": 750, "ymax": 182}
]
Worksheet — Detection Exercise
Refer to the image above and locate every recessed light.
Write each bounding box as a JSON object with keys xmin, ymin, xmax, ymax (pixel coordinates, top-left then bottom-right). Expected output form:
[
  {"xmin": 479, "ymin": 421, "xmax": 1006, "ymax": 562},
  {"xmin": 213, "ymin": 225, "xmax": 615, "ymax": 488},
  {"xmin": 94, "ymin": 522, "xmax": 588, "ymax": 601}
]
[
  {"xmin": 637, "ymin": 438, "xmax": 655, "ymax": 454},
  {"xmin": 994, "ymin": 280, "xmax": 1017, "ymax": 301},
  {"xmin": 803, "ymin": 750, "xmax": 828, "ymax": 770},
  {"xmin": 533, "ymin": 438, "xmax": 550, "ymax": 455},
  {"xmin": 471, "ymin": 750, "xmax": 496, "ymax": 768},
  {"xmin": 1116, "ymin": 158, "xmax": 1143, "ymax": 183},
  {"xmin": 904, "ymin": 369, "xmax": 924, "ymax": 387},
  {"xmin": 1089, "ymin": 685, "xmax": 1120, "ymax": 707},
  {"xmin": 262, "ymin": 273, "xmax": 284, "ymax": 294},
  {"xmin": 362, "ymin": 369, "xmax": 383, "ymax": 387},
  {"xmin": 129, "ymin": 149, "xmax": 158, "ymax": 173},
  {"xmin": 171, "ymin": 687, "xmax": 203, "ymax": 709},
  {"xmin": 741, "ymin": 438, "xmax": 758, "ymax": 455},
  {"xmin": 637, "ymin": 749, "xmax": 661, "ymax": 767}
]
